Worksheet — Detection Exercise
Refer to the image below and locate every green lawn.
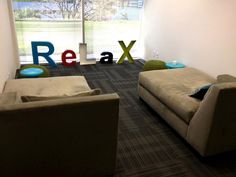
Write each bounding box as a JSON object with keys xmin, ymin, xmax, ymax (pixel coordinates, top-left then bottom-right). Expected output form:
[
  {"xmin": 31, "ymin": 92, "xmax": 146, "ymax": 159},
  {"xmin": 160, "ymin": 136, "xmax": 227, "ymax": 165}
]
[{"xmin": 15, "ymin": 20, "xmax": 140, "ymax": 57}]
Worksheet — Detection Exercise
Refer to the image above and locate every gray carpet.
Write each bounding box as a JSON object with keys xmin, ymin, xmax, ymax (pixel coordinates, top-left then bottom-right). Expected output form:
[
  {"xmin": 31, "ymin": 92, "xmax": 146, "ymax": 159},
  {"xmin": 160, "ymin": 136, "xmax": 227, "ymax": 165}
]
[{"xmin": 47, "ymin": 60, "xmax": 236, "ymax": 177}]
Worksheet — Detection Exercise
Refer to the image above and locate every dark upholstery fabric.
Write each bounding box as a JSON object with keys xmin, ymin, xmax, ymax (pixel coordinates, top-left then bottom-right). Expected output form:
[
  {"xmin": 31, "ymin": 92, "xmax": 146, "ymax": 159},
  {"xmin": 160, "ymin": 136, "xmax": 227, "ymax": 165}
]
[{"xmin": 0, "ymin": 94, "xmax": 119, "ymax": 177}]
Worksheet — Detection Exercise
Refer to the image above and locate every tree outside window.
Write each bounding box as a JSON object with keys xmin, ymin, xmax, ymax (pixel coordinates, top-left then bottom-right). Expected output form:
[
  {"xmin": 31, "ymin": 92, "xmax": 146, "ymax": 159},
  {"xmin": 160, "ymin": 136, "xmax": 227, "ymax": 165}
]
[{"xmin": 13, "ymin": 0, "xmax": 144, "ymax": 63}]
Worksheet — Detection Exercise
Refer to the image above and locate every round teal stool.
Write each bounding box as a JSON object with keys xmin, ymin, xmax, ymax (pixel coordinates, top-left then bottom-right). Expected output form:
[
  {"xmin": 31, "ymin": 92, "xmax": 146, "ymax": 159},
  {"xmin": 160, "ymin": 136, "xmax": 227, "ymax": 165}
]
[
  {"xmin": 143, "ymin": 60, "xmax": 167, "ymax": 71},
  {"xmin": 19, "ymin": 65, "xmax": 50, "ymax": 78},
  {"xmin": 20, "ymin": 68, "xmax": 44, "ymax": 78},
  {"xmin": 166, "ymin": 62, "xmax": 185, "ymax": 69}
]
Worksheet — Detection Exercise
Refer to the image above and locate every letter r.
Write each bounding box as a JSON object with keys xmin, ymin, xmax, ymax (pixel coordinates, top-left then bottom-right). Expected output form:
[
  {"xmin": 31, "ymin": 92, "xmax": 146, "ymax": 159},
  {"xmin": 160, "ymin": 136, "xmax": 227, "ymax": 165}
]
[{"xmin": 31, "ymin": 41, "xmax": 57, "ymax": 67}]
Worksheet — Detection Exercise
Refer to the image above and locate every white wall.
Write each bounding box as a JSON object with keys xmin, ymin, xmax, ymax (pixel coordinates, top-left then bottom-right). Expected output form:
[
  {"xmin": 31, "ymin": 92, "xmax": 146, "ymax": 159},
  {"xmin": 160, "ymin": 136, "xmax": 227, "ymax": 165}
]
[
  {"xmin": 143, "ymin": 0, "xmax": 236, "ymax": 77},
  {"xmin": 0, "ymin": 0, "xmax": 19, "ymax": 93}
]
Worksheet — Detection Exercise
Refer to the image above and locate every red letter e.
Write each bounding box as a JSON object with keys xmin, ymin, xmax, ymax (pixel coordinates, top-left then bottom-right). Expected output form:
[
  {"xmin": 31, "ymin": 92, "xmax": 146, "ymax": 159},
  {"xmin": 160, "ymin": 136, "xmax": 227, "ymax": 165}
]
[{"xmin": 62, "ymin": 50, "xmax": 77, "ymax": 67}]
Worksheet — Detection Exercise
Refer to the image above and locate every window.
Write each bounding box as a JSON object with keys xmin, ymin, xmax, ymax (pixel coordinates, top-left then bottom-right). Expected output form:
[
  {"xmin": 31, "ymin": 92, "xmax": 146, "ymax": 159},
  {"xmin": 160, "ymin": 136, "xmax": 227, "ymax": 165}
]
[{"xmin": 13, "ymin": 0, "xmax": 144, "ymax": 63}]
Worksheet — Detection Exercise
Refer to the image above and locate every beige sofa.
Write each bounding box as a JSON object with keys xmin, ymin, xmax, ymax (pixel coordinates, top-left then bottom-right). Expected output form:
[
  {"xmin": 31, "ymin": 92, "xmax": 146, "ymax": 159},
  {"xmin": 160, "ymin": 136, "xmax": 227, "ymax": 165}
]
[
  {"xmin": 0, "ymin": 76, "xmax": 119, "ymax": 177},
  {"xmin": 138, "ymin": 68, "xmax": 236, "ymax": 156}
]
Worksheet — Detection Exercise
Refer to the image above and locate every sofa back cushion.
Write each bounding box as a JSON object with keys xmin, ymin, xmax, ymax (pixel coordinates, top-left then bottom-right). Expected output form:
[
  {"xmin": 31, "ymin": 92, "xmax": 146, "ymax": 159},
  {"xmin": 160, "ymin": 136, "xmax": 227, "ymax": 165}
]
[
  {"xmin": 217, "ymin": 74, "xmax": 236, "ymax": 83},
  {"xmin": 21, "ymin": 88, "xmax": 101, "ymax": 102}
]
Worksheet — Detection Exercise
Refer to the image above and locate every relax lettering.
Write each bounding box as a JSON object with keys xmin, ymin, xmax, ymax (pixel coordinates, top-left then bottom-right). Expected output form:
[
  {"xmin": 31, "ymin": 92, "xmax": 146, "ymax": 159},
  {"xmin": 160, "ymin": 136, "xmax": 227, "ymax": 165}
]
[{"xmin": 31, "ymin": 40, "xmax": 136, "ymax": 67}]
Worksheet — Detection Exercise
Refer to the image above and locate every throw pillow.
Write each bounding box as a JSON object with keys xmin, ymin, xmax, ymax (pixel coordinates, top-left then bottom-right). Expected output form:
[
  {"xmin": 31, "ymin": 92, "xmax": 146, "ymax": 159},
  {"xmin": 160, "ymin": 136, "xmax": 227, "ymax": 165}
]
[
  {"xmin": 189, "ymin": 84, "xmax": 212, "ymax": 100},
  {"xmin": 0, "ymin": 92, "xmax": 21, "ymax": 105},
  {"xmin": 21, "ymin": 88, "xmax": 101, "ymax": 102}
]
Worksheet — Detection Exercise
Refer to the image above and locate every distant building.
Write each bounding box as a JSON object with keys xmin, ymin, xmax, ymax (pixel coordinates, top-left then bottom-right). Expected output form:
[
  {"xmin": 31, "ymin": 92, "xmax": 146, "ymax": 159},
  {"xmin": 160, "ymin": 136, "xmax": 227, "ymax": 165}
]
[
  {"xmin": 13, "ymin": 1, "xmax": 144, "ymax": 20},
  {"xmin": 13, "ymin": 2, "xmax": 59, "ymax": 11},
  {"xmin": 128, "ymin": 0, "xmax": 143, "ymax": 8},
  {"xmin": 117, "ymin": 0, "xmax": 143, "ymax": 8}
]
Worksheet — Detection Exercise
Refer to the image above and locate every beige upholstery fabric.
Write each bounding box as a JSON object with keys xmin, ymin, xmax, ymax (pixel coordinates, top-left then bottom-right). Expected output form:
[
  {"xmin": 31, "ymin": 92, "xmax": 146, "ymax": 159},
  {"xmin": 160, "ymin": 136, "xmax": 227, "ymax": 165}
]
[
  {"xmin": 187, "ymin": 82, "xmax": 236, "ymax": 156},
  {"xmin": 3, "ymin": 76, "xmax": 90, "ymax": 96},
  {"xmin": 0, "ymin": 93, "xmax": 120, "ymax": 177},
  {"xmin": 217, "ymin": 74, "xmax": 236, "ymax": 83},
  {"xmin": 139, "ymin": 67, "xmax": 236, "ymax": 156},
  {"xmin": 138, "ymin": 85, "xmax": 188, "ymax": 138},
  {"xmin": 21, "ymin": 88, "xmax": 101, "ymax": 102},
  {"xmin": 0, "ymin": 92, "xmax": 21, "ymax": 105},
  {"xmin": 139, "ymin": 68, "xmax": 216, "ymax": 123}
]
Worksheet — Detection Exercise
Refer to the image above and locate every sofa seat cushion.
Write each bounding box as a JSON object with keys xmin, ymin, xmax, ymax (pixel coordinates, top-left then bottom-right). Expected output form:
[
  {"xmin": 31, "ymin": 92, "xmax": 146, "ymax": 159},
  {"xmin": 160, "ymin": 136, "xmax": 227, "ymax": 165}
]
[
  {"xmin": 3, "ymin": 76, "xmax": 91, "ymax": 97},
  {"xmin": 139, "ymin": 68, "xmax": 216, "ymax": 124},
  {"xmin": 0, "ymin": 92, "xmax": 21, "ymax": 105}
]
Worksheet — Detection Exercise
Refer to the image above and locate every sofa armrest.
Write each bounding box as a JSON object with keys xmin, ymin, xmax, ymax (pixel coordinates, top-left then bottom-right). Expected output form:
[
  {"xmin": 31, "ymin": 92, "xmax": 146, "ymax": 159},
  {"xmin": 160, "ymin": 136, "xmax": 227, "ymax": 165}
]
[
  {"xmin": 187, "ymin": 83, "xmax": 236, "ymax": 156},
  {"xmin": 0, "ymin": 93, "xmax": 119, "ymax": 177}
]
